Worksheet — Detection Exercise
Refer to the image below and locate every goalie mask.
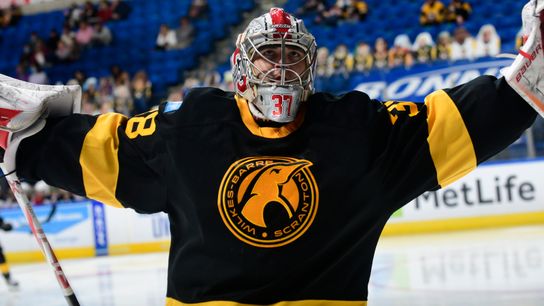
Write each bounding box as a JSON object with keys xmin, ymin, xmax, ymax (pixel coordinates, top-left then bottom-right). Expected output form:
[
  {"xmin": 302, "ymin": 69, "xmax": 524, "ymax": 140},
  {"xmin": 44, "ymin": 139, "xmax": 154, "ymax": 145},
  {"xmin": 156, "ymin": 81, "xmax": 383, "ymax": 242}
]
[{"xmin": 231, "ymin": 8, "xmax": 317, "ymax": 123}]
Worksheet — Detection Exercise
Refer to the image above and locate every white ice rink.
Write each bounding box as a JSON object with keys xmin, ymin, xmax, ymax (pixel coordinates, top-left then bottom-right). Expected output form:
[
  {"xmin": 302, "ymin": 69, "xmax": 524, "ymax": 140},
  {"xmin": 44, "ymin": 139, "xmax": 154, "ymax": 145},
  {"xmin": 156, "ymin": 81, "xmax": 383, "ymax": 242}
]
[{"xmin": 1, "ymin": 225, "xmax": 543, "ymax": 306}]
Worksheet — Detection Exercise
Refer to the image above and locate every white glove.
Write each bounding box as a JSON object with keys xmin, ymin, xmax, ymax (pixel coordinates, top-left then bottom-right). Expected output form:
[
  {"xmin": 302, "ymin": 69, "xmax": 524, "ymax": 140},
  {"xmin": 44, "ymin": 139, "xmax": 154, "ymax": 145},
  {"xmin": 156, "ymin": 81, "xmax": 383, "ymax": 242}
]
[
  {"xmin": 502, "ymin": 0, "xmax": 544, "ymax": 117},
  {"xmin": 0, "ymin": 74, "xmax": 82, "ymax": 173}
]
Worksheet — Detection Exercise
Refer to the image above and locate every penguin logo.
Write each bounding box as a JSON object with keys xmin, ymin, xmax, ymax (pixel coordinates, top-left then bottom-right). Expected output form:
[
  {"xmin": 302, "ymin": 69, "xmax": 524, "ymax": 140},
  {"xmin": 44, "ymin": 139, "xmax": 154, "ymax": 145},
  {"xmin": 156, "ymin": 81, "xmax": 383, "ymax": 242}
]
[{"xmin": 218, "ymin": 157, "xmax": 319, "ymax": 248}]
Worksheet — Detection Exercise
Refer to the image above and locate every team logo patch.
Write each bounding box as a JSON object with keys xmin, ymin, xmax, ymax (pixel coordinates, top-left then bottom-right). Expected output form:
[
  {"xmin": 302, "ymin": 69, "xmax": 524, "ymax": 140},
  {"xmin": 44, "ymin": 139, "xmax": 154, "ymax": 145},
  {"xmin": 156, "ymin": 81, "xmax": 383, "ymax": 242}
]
[{"xmin": 218, "ymin": 157, "xmax": 319, "ymax": 248}]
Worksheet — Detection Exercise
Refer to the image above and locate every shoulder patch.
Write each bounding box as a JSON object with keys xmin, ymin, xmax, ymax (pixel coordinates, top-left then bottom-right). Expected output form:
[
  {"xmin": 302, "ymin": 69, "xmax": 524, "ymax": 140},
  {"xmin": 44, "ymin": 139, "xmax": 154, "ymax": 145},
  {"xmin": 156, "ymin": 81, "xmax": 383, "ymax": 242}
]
[{"xmin": 164, "ymin": 101, "xmax": 183, "ymax": 113}]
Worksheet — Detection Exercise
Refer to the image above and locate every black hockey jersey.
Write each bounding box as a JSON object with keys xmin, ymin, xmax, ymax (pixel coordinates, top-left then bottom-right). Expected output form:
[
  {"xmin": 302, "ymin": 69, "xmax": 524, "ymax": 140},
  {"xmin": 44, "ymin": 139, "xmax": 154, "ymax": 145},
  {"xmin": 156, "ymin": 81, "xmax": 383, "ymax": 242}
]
[{"xmin": 16, "ymin": 76, "xmax": 536, "ymax": 306}]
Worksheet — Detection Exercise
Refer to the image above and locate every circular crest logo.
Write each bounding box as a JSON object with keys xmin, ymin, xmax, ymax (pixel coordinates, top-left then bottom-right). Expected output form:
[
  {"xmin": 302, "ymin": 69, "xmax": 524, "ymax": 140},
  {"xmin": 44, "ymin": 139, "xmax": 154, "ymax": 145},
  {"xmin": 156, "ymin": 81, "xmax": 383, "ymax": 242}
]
[{"xmin": 218, "ymin": 157, "xmax": 319, "ymax": 248}]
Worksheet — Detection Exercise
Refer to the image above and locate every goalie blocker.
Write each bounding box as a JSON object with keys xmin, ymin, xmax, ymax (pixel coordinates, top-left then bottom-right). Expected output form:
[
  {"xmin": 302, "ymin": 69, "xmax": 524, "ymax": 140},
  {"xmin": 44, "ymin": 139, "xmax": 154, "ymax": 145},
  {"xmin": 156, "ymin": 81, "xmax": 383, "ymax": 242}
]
[
  {"xmin": 0, "ymin": 74, "xmax": 81, "ymax": 171},
  {"xmin": 503, "ymin": 0, "xmax": 544, "ymax": 117}
]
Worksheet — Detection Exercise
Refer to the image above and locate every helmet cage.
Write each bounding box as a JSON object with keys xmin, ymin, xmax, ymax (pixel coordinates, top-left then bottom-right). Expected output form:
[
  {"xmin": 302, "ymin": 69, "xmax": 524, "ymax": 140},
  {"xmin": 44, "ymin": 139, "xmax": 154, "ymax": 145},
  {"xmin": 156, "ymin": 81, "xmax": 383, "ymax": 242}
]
[
  {"xmin": 240, "ymin": 31, "xmax": 316, "ymax": 89},
  {"xmin": 232, "ymin": 8, "xmax": 317, "ymax": 122}
]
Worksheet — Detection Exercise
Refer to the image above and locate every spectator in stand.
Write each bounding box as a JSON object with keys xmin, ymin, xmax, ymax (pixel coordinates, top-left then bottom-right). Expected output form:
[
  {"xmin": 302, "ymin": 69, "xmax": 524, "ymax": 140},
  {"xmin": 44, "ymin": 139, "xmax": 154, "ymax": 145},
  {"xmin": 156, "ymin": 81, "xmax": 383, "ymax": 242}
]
[
  {"xmin": 0, "ymin": 4, "xmax": 22, "ymax": 28},
  {"xmin": 450, "ymin": 26, "xmax": 476, "ymax": 61},
  {"xmin": 446, "ymin": 0, "xmax": 471, "ymax": 24},
  {"xmin": 32, "ymin": 181, "xmax": 52, "ymax": 205},
  {"xmin": 156, "ymin": 24, "xmax": 177, "ymax": 50},
  {"xmin": 19, "ymin": 44, "xmax": 34, "ymax": 68},
  {"xmin": 315, "ymin": 46, "xmax": 332, "ymax": 77},
  {"xmin": 64, "ymin": 3, "xmax": 83, "ymax": 30},
  {"xmin": 203, "ymin": 69, "xmax": 222, "ymax": 88},
  {"xmin": 45, "ymin": 29, "xmax": 60, "ymax": 62},
  {"xmin": 353, "ymin": 42, "xmax": 373, "ymax": 72},
  {"xmin": 189, "ymin": 0, "xmax": 209, "ymax": 19},
  {"xmin": 174, "ymin": 17, "xmax": 195, "ymax": 49},
  {"xmin": 352, "ymin": 0, "xmax": 369, "ymax": 21},
  {"xmin": 329, "ymin": 44, "xmax": 354, "ymax": 78},
  {"xmin": 111, "ymin": 0, "xmax": 131, "ymax": 20},
  {"xmin": 412, "ymin": 32, "xmax": 436, "ymax": 63},
  {"xmin": 15, "ymin": 64, "xmax": 29, "ymax": 82},
  {"xmin": 335, "ymin": 0, "xmax": 353, "ymax": 19},
  {"xmin": 475, "ymin": 24, "xmax": 500, "ymax": 58},
  {"xmin": 110, "ymin": 65, "xmax": 124, "ymax": 84},
  {"xmin": 97, "ymin": 0, "xmax": 113, "ymax": 23},
  {"xmin": 28, "ymin": 32, "xmax": 41, "ymax": 51},
  {"xmin": 296, "ymin": 0, "xmax": 326, "ymax": 16},
  {"xmin": 420, "ymin": 0, "xmax": 446, "ymax": 26},
  {"xmin": 373, "ymin": 37, "xmax": 389, "ymax": 69},
  {"xmin": 113, "ymin": 71, "xmax": 133, "ymax": 116},
  {"xmin": 131, "ymin": 70, "xmax": 152, "ymax": 114},
  {"xmin": 82, "ymin": 1, "xmax": 98, "ymax": 24},
  {"xmin": 91, "ymin": 22, "xmax": 113, "ymax": 46},
  {"xmin": 75, "ymin": 20, "xmax": 95, "ymax": 48},
  {"xmin": 83, "ymin": 77, "xmax": 99, "ymax": 105},
  {"xmin": 98, "ymin": 76, "xmax": 114, "ymax": 102},
  {"xmin": 73, "ymin": 70, "xmax": 87, "ymax": 86},
  {"xmin": 33, "ymin": 40, "xmax": 49, "ymax": 68},
  {"xmin": 316, "ymin": 5, "xmax": 342, "ymax": 26},
  {"xmin": 28, "ymin": 65, "xmax": 49, "ymax": 85},
  {"xmin": 436, "ymin": 30, "xmax": 452, "ymax": 60},
  {"xmin": 55, "ymin": 40, "xmax": 75, "ymax": 62},
  {"xmin": 388, "ymin": 34, "xmax": 414, "ymax": 68}
]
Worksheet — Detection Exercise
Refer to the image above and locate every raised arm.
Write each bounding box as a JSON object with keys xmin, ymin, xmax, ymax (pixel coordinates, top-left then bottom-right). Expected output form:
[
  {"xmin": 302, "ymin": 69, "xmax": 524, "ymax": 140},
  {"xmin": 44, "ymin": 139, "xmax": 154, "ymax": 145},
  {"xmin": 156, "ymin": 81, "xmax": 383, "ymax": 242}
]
[
  {"xmin": 373, "ymin": 76, "xmax": 536, "ymax": 211},
  {"xmin": 16, "ymin": 110, "xmax": 168, "ymax": 214}
]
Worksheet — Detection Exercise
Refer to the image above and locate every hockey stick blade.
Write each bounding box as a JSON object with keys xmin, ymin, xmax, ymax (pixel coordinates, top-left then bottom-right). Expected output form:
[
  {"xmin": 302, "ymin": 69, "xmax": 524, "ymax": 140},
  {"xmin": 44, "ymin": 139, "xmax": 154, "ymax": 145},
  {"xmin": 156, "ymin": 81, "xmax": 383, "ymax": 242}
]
[{"xmin": 0, "ymin": 166, "xmax": 80, "ymax": 306}]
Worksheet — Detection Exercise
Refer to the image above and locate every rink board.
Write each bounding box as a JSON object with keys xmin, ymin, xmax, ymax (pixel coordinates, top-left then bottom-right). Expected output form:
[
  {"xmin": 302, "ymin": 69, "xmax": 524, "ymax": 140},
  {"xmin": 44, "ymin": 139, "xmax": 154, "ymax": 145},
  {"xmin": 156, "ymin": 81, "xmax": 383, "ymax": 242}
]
[{"xmin": 0, "ymin": 159, "xmax": 543, "ymax": 262}]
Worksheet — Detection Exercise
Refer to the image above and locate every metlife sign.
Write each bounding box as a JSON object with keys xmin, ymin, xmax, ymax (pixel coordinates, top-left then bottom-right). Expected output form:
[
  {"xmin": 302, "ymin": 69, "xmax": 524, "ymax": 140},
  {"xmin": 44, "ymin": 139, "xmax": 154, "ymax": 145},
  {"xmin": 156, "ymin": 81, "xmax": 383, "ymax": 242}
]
[
  {"xmin": 389, "ymin": 160, "xmax": 544, "ymax": 223},
  {"xmin": 352, "ymin": 58, "xmax": 513, "ymax": 101}
]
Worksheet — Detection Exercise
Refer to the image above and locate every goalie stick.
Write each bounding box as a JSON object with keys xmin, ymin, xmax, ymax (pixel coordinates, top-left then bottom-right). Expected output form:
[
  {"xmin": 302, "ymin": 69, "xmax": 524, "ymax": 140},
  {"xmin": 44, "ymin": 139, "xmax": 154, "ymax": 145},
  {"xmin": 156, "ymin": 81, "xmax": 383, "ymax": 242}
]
[{"xmin": 0, "ymin": 167, "xmax": 80, "ymax": 306}]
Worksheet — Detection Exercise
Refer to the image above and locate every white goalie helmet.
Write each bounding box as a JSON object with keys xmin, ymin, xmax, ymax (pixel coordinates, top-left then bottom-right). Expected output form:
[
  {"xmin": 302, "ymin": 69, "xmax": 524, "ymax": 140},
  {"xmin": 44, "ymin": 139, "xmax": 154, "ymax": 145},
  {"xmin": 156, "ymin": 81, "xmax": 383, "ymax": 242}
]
[{"xmin": 231, "ymin": 8, "xmax": 317, "ymax": 123}]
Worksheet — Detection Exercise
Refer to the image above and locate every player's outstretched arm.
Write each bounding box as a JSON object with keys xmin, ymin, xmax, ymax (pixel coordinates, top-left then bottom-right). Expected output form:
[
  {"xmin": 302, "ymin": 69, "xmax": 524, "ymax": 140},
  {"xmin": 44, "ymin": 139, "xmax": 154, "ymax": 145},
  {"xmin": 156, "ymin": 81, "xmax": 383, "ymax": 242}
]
[
  {"xmin": 15, "ymin": 109, "xmax": 168, "ymax": 214},
  {"xmin": 0, "ymin": 74, "xmax": 167, "ymax": 214}
]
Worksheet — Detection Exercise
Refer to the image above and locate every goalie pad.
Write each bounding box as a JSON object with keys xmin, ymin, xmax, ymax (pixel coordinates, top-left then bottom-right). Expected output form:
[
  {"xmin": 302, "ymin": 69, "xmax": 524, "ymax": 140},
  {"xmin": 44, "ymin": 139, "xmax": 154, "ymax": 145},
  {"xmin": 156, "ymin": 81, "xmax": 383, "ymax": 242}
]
[
  {"xmin": 0, "ymin": 74, "xmax": 82, "ymax": 173},
  {"xmin": 502, "ymin": 0, "xmax": 544, "ymax": 117}
]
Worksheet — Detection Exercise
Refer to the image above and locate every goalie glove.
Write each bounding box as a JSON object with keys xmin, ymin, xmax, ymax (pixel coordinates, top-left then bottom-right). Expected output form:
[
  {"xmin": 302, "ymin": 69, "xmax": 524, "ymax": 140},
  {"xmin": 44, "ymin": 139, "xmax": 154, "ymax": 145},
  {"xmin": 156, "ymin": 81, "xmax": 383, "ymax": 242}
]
[
  {"xmin": 502, "ymin": 0, "xmax": 544, "ymax": 117},
  {"xmin": 0, "ymin": 74, "xmax": 81, "ymax": 173}
]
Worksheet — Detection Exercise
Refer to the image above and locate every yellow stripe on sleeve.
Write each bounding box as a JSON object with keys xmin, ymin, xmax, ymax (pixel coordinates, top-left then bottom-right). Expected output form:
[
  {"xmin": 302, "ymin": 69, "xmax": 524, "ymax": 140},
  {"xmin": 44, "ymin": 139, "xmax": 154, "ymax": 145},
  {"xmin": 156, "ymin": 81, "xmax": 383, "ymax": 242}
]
[
  {"xmin": 166, "ymin": 298, "xmax": 366, "ymax": 306},
  {"xmin": 425, "ymin": 90, "xmax": 477, "ymax": 187},
  {"xmin": 80, "ymin": 113, "xmax": 127, "ymax": 208}
]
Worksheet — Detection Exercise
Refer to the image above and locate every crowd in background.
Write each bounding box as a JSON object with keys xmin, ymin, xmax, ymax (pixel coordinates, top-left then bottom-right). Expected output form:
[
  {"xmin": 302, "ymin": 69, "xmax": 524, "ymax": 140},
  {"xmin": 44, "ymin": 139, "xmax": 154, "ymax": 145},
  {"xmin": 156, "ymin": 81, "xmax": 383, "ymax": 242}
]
[
  {"xmin": 316, "ymin": 23, "xmax": 500, "ymax": 77},
  {"xmin": 15, "ymin": 0, "xmax": 131, "ymax": 87},
  {"xmin": 0, "ymin": 0, "xmax": 528, "ymax": 208},
  {"xmin": 420, "ymin": 0, "xmax": 472, "ymax": 26},
  {"xmin": 296, "ymin": 0, "xmax": 369, "ymax": 26}
]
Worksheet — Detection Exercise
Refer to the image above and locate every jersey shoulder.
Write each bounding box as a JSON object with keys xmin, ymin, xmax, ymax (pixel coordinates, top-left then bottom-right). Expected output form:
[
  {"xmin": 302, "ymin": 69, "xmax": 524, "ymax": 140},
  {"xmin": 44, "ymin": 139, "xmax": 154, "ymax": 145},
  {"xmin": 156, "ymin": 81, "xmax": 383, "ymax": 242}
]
[
  {"xmin": 157, "ymin": 87, "xmax": 239, "ymax": 127},
  {"xmin": 307, "ymin": 90, "xmax": 386, "ymax": 129}
]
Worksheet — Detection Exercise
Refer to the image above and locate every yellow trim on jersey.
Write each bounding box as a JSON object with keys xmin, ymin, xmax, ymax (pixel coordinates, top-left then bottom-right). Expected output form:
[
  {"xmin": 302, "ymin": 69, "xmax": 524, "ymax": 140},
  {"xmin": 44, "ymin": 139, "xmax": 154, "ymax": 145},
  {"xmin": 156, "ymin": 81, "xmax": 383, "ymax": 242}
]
[
  {"xmin": 80, "ymin": 113, "xmax": 127, "ymax": 208},
  {"xmin": 166, "ymin": 298, "xmax": 366, "ymax": 306},
  {"xmin": 0, "ymin": 263, "xmax": 9, "ymax": 274},
  {"xmin": 425, "ymin": 90, "xmax": 477, "ymax": 187},
  {"xmin": 235, "ymin": 95, "xmax": 305, "ymax": 139}
]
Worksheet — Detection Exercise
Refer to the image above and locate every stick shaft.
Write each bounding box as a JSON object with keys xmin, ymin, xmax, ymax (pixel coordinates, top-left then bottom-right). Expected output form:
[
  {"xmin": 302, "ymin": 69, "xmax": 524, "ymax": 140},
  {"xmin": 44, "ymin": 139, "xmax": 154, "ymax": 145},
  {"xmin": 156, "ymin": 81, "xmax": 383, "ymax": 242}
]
[{"xmin": 3, "ymin": 170, "xmax": 80, "ymax": 306}]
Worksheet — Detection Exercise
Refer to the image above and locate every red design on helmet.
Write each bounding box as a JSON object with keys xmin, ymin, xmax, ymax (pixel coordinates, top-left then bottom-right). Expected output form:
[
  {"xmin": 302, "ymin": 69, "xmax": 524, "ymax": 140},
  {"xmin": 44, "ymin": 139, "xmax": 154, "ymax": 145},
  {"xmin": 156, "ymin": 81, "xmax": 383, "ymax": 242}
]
[{"xmin": 269, "ymin": 8, "xmax": 292, "ymax": 33}]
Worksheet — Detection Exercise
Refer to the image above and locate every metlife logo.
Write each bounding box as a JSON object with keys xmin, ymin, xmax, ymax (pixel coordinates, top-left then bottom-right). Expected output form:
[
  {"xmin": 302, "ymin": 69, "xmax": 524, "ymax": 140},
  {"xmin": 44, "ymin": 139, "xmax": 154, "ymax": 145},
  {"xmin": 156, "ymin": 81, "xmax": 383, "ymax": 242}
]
[
  {"xmin": 353, "ymin": 59, "xmax": 513, "ymax": 101},
  {"xmin": 390, "ymin": 160, "xmax": 544, "ymax": 223}
]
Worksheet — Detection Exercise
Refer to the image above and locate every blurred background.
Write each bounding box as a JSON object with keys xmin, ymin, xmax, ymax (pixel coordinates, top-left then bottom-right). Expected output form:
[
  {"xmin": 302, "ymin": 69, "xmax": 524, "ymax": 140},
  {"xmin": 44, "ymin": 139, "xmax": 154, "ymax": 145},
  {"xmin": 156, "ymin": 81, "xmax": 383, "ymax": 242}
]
[{"xmin": 0, "ymin": 0, "xmax": 541, "ymax": 207}]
